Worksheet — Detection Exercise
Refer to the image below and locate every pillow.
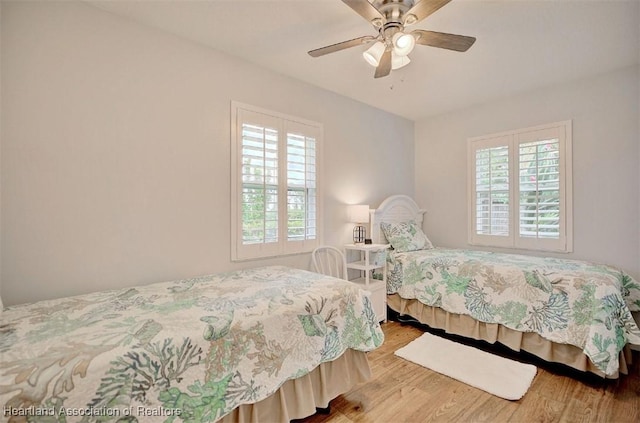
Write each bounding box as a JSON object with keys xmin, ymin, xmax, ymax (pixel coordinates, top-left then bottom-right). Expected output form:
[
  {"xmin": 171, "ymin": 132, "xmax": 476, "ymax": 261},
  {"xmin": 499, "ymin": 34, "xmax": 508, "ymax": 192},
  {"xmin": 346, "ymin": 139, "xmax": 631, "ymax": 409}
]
[{"xmin": 381, "ymin": 220, "xmax": 433, "ymax": 252}]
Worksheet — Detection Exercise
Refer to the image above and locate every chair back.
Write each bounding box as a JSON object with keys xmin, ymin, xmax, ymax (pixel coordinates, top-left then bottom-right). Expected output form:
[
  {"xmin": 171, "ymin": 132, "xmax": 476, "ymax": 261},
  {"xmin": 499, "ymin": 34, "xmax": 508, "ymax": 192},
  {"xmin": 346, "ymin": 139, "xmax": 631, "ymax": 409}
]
[{"xmin": 312, "ymin": 246, "xmax": 348, "ymax": 280}]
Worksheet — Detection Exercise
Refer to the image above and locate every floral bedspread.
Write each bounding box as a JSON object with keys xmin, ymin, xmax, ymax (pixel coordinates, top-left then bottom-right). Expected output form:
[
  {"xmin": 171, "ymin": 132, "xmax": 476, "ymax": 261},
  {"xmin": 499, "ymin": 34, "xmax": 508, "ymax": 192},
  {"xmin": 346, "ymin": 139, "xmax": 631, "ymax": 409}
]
[
  {"xmin": 387, "ymin": 248, "xmax": 640, "ymax": 376},
  {"xmin": 0, "ymin": 266, "xmax": 383, "ymax": 422}
]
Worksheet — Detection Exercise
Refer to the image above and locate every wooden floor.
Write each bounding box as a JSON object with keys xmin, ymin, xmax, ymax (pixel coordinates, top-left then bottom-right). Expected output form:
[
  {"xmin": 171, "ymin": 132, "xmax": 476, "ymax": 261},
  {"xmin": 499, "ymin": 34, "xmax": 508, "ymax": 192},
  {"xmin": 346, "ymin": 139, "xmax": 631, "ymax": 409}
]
[{"xmin": 298, "ymin": 321, "xmax": 640, "ymax": 423}]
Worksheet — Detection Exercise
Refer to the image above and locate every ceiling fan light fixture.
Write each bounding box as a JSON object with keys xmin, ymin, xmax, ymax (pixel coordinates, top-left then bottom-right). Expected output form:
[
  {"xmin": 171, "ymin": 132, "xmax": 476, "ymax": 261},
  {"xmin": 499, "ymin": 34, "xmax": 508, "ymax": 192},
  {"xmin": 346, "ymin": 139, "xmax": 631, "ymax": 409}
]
[
  {"xmin": 392, "ymin": 32, "xmax": 415, "ymax": 57},
  {"xmin": 363, "ymin": 41, "xmax": 385, "ymax": 67},
  {"xmin": 391, "ymin": 52, "xmax": 411, "ymax": 70}
]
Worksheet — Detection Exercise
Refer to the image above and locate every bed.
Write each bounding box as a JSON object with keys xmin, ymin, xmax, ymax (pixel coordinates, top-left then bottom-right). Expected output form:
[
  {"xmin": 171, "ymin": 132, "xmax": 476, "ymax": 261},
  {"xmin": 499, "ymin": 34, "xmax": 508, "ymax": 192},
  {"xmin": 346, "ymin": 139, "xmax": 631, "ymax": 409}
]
[
  {"xmin": 0, "ymin": 265, "xmax": 384, "ymax": 422},
  {"xmin": 370, "ymin": 195, "xmax": 640, "ymax": 378}
]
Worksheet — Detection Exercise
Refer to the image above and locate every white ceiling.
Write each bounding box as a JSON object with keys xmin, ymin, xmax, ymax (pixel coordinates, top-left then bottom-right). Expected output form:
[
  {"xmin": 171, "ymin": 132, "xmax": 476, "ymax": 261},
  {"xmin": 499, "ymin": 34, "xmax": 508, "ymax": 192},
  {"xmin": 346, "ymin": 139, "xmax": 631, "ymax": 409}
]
[{"xmin": 87, "ymin": 0, "xmax": 640, "ymax": 121}]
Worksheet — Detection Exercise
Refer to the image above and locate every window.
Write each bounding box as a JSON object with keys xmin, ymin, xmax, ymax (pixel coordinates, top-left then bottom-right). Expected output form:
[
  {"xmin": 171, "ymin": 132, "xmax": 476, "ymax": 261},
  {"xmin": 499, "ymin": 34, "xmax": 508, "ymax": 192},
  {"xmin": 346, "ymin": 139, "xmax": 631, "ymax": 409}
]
[
  {"xmin": 467, "ymin": 121, "xmax": 572, "ymax": 252},
  {"xmin": 231, "ymin": 102, "xmax": 322, "ymax": 260}
]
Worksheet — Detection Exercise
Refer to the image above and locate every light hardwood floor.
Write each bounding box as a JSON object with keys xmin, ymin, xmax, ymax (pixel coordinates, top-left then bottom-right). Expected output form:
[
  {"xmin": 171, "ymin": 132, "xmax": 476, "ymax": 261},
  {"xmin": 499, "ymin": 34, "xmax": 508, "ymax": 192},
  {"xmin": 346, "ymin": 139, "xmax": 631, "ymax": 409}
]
[{"xmin": 298, "ymin": 320, "xmax": 640, "ymax": 423}]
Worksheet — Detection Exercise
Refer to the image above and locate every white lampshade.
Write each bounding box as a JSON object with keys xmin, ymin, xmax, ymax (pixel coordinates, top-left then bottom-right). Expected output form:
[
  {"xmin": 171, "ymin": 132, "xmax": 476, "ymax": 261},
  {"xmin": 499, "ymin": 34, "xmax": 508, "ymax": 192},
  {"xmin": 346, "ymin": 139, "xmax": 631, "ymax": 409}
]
[
  {"xmin": 391, "ymin": 52, "xmax": 411, "ymax": 70},
  {"xmin": 392, "ymin": 32, "xmax": 415, "ymax": 57},
  {"xmin": 348, "ymin": 205, "xmax": 370, "ymax": 224},
  {"xmin": 363, "ymin": 42, "xmax": 385, "ymax": 67}
]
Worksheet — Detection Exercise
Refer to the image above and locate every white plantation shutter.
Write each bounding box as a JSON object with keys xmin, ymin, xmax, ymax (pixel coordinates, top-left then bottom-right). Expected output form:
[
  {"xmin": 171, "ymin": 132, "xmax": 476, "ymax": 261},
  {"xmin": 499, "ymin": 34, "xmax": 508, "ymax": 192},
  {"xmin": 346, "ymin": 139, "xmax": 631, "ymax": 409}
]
[
  {"xmin": 232, "ymin": 102, "xmax": 322, "ymax": 260},
  {"xmin": 469, "ymin": 135, "xmax": 513, "ymax": 248},
  {"xmin": 286, "ymin": 129, "xmax": 317, "ymax": 243},
  {"xmin": 475, "ymin": 143, "xmax": 510, "ymax": 237},
  {"xmin": 468, "ymin": 121, "xmax": 572, "ymax": 252},
  {"xmin": 516, "ymin": 126, "xmax": 567, "ymax": 251},
  {"xmin": 241, "ymin": 122, "xmax": 279, "ymax": 245}
]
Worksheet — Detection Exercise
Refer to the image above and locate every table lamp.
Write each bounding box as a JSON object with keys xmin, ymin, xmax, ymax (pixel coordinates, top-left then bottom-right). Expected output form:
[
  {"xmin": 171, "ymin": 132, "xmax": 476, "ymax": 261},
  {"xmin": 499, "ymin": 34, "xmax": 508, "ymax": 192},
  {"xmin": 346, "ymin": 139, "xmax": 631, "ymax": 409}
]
[{"xmin": 348, "ymin": 205, "xmax": 369, "ymax": 244}]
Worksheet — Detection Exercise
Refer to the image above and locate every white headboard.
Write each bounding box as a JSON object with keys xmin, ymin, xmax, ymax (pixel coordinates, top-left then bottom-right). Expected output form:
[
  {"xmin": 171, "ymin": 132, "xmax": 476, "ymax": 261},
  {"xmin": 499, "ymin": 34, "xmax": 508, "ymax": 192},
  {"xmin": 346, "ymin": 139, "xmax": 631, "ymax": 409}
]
[{"xmin": 370, "ymin": 195, "xmax": 427, "ymax": 244}]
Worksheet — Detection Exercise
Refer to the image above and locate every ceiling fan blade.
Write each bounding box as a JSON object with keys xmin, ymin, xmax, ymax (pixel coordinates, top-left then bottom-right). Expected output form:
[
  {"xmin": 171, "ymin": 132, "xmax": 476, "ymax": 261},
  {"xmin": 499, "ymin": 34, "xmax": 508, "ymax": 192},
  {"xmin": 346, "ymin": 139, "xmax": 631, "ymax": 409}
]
[
  {"xmin": 342, "ymin": 0, "xmax": 384, "ymax": 26},
  {"xmin": 412, "ymin": 30, "xmax": 476, "ymax": 52},
  {"xmin": 308, "ymin": 36, "xmax": 375, "ymax": 57},
  {"xmin": 403, "ymin": 0, "xmax": 452, "ymax": 25},
  {"xmin": 374, "ymin": 48, "xmax": 392, "ymax": 78}
]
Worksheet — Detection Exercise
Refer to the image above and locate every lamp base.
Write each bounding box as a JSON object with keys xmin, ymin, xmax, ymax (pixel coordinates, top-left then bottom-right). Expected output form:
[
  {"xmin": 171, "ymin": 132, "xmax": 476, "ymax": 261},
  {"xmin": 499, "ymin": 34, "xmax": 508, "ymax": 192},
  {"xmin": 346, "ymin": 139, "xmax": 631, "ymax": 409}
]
[{"xmin": 353, "ymin": 225, "xmax": 366, "ymax": 244}]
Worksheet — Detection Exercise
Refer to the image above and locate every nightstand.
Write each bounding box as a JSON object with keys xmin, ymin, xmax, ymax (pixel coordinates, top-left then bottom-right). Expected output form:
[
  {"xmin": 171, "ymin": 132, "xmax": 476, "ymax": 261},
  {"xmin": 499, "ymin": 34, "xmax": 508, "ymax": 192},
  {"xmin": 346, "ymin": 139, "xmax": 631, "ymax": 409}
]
[{"xmin": 344, "ymin": 243, "xmax": 390, "ymax": 322}]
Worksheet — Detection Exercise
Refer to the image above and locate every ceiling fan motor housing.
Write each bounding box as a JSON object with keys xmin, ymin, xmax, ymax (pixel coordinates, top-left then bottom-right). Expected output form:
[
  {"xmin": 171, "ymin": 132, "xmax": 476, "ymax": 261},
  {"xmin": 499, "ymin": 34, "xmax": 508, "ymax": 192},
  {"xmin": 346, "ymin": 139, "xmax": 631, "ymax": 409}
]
[
  {"xmin": 381, "ymin": 21, "xmax": 402, "ymax": 42},
  {"xmin": 372, "ymin": 0, "xmax": 416, "ymax": 27}
]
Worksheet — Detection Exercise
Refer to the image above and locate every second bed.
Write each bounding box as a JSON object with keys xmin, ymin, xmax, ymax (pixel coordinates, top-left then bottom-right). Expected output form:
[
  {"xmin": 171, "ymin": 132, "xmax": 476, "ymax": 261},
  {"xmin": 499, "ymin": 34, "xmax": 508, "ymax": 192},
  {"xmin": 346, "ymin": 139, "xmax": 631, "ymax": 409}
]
[{"xmin": 370, "ymin": 195, "xmax": 640, "ymax": 378}]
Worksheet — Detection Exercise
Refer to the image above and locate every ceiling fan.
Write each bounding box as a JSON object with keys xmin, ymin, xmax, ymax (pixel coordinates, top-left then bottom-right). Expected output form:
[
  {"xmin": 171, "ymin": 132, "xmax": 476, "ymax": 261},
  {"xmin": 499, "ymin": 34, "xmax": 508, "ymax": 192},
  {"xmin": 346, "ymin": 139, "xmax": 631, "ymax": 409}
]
[{"xmin": 308, "ymin": 0, "xmax": 476, "ymax": 78}]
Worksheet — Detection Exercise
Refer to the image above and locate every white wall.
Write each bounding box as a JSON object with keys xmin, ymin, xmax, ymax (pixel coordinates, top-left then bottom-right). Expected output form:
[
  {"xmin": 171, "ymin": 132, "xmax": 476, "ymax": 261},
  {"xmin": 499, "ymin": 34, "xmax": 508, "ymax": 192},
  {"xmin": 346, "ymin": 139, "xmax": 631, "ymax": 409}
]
[
  {"xmin": 415, "ymin": 65, "xmax": 640, "ymax": 280},
  {"xmin": 0, "ymin": 1, "xmax": 414, "ymax": 305},
  {"xmin": 0, "ymin": 1, "xmax": 3, "ymax": 308}
]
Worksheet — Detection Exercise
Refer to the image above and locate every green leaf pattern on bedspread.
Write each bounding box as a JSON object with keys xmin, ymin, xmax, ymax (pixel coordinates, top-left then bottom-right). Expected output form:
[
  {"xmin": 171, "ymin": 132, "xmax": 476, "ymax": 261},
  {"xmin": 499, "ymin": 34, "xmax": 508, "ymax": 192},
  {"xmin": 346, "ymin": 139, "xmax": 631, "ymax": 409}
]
[
  {"xmin": 387, "ymin": 248, "xmax": 640, "ymax": 376},
  {"xmin": 0, "ymin": 266, "xmax": 383, "ymax": 422}
]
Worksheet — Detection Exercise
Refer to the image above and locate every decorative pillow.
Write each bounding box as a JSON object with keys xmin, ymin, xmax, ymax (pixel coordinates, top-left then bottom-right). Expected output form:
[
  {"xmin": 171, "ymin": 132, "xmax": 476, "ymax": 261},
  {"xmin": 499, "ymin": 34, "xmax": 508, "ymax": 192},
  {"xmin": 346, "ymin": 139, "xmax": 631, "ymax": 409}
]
[{"xmin": 381, "ymin": 220, "xmax": 433, "ymax": 252}]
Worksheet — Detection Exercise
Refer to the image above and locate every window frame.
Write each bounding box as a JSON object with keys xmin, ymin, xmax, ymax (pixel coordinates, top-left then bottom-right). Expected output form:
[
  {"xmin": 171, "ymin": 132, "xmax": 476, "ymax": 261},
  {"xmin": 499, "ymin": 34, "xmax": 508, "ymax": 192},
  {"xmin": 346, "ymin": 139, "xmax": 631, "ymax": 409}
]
[
  {"xmin": 467, "ymin": 120, "xmax": 573, "ymax": 253},
  {"xmin": 231, "ymin": 101, "xmax": 323, "ymax": 261}
]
